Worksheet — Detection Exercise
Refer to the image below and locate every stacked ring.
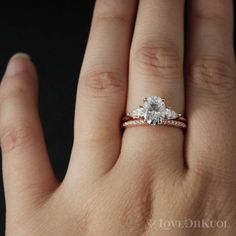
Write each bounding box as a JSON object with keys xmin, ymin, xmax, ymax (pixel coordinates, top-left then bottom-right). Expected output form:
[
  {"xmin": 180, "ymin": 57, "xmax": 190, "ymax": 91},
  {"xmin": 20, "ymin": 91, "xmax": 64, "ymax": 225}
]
[{"xmin": 121, "ymin": 96, "xmax": 187, "ymax": 129}]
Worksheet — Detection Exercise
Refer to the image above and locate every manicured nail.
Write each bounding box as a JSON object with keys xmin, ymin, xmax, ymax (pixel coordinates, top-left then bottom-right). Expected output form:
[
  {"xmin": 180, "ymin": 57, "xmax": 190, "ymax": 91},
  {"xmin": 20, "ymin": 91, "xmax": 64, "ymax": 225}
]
[{"xmin": 5, "ymin": 53, "xmax": 31, "ymax": 77}]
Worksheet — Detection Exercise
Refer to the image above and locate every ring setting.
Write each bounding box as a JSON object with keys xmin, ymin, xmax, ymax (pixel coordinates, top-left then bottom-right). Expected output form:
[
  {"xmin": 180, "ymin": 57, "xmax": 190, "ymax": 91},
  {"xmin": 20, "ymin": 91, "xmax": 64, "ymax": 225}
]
[{"xmin": 122, "ymin": 96, "xmax": 187, "ymax": 129}]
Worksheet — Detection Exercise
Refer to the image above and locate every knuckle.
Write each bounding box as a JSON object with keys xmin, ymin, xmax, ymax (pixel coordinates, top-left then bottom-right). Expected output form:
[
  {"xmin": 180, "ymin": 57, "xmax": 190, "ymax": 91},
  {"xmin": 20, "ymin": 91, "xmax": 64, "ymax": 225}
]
[
  {"xmin": 131, "ymin": 41, "xmax": 182, "ymax": 79},
  {"xmin": 189, "ymin": 56, "xmax": 236, "ymax": 99},
  {"xmin": 81, "ymin": 70, "xmax": 125, "ymax": 98},
  {"xmin": 0, "ymin": 123, "xmax": 34, "ymax": 155}
]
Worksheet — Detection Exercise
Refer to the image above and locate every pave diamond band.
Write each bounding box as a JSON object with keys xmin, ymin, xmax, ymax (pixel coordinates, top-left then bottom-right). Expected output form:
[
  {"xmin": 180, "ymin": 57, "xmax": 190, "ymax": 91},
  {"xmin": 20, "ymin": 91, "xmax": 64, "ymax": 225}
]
[
  {"xmin": 122, "ymin": 119, "xmax": 187, "ymax": 129},
  {"xmin": 122, "ymin": 96, "xmax": 187, "ymax": 129}
]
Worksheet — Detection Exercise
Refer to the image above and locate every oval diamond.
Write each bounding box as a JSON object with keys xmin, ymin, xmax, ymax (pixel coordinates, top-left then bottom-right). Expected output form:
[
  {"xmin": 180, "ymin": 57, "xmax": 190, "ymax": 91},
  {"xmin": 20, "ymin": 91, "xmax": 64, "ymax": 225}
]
[{"xmin": 143, "ymin": 96, "xmax": 166, "ymax": 124}]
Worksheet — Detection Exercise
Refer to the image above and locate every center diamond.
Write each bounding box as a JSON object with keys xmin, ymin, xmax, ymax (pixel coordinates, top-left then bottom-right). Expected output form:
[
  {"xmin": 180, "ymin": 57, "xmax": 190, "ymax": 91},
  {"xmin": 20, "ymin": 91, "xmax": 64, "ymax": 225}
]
[
  {"xmin": 130, "ymin": 96, "xmax": 179, "ymax": 125},
  {"xmin": 143, "ymin": 96, "xmax": 166, "ymax": 125}
]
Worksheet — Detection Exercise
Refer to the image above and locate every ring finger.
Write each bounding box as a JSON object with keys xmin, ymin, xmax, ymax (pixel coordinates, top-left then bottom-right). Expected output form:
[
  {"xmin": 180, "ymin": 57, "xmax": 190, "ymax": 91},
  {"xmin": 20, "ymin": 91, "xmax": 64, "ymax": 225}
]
[{"xmin": 121, "ymin": 0, "xmax": 185, "ymax": 174}]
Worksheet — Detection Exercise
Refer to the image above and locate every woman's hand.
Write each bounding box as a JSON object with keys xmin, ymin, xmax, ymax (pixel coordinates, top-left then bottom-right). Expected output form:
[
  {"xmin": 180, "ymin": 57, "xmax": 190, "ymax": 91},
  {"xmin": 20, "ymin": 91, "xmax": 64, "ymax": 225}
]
[{"xmin": 1, "ymin": 1, "xmax": 236, "ymax": 235}]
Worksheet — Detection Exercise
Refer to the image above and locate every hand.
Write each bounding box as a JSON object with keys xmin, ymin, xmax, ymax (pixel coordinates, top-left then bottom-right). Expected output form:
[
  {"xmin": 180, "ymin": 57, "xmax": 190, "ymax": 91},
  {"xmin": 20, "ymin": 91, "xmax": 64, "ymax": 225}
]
[{"xmin": 1, "ymin": 1, "xmax": 235, "ymax": 235}]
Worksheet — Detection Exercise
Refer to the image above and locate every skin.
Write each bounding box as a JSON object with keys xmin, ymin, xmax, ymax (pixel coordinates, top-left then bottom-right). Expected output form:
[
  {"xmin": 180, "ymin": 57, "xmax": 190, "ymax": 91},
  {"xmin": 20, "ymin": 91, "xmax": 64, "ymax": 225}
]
[{"xmin": 0, "ymin": 0, "xmax": 236, "ymax": 235}]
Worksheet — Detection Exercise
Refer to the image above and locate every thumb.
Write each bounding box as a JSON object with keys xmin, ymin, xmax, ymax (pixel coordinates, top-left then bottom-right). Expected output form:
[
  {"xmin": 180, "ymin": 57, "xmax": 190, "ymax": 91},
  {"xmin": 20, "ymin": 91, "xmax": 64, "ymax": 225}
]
[{"xmin": 0, "ymin": 53, "xmax": 58, "ymax": 214}]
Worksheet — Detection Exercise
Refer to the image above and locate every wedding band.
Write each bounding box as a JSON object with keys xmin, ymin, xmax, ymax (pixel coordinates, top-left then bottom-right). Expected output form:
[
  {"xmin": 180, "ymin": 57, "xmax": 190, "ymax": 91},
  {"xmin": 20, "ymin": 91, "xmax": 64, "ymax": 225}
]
[
  {"xmin": 122, "ymin": 118, "xmax": 187, "ymax": 129},
  {"xmin": 121, "ymin": 96, "xmax": 187, "ymax": 129}
]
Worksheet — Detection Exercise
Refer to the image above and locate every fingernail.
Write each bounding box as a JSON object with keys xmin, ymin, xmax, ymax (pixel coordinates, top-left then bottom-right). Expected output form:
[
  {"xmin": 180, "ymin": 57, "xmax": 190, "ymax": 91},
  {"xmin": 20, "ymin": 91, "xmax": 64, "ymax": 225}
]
[{"xmin": 4, "ymin": 53, "xmax": 31, "ymax": 77}]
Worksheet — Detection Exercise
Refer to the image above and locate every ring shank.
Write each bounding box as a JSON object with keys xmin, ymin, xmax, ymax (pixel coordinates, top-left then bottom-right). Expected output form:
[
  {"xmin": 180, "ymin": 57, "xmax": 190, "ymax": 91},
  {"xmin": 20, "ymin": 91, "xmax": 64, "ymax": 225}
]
[{"xmin": 122, "ymin": 119, "xmax": 187, "ymax": 129}]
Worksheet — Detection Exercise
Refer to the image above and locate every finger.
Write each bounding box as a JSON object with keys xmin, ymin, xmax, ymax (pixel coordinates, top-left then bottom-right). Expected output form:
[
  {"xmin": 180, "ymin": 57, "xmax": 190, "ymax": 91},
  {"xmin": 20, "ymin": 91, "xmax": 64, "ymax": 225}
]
[
  {"xmin": 186, "ymin": 0, "xmax": 236, "ymax": 179},
  {"xmin": 68, "ymin": 1, "xmax": 137, "ymax": 180},
  {"xmin": 122, "ymin": 0, "xmax": 185, "ymax": 174},
  {"xmin": 0, "ymin": 54, "xmax": 58, "ymax": 212}
]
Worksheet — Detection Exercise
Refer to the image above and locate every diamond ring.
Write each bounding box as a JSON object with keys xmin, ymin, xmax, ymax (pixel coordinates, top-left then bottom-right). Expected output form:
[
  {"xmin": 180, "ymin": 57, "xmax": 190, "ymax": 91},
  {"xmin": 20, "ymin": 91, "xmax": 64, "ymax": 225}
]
[{"xmin": 122, "ymin": 96, "xmax": 187, "ymax": 129}]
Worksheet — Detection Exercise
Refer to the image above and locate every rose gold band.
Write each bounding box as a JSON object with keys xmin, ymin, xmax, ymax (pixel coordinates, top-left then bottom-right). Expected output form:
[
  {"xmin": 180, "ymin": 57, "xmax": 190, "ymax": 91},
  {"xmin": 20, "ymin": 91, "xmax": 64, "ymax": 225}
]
[
  {"xmin": 122, "ymin": 118, "xmax": 187, "ymax": 129},
  {"xmin": 122, "ymin": 115, "xmax": 187, "ymax": 123}
]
